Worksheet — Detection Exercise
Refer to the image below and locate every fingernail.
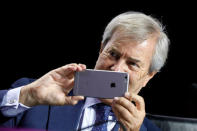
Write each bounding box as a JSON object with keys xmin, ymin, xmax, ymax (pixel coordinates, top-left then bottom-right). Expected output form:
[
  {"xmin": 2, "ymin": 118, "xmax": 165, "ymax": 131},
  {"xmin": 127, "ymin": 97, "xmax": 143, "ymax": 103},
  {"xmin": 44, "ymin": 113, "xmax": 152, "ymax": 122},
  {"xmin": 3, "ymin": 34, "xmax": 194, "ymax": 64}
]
[
  {"xmin": 81, "ymin": 64, "xmax": 86, "ymax": 70},
  {"xmin": 80, "ymin": 96, "xmax": 84, "ymax": 99},
  {"xmin": 83, "ymin": 65, "xmax": 87, "ymax": 69},
  {"xmin": 114, "ymin": 97, "xmax": 119, "ymax": 101},
  {"xmin": 125, "ymin": 92, "xmax": 130, "ymax": 97}
]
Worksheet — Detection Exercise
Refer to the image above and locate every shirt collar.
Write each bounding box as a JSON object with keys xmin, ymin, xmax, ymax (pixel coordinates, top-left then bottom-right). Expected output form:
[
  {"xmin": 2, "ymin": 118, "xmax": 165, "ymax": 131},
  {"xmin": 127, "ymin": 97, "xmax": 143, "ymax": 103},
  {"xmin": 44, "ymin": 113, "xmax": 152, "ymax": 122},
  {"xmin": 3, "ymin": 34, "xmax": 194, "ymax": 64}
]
[{"xmin": 83, "ymin": 97, "xmax": 101, "ymax": 109}]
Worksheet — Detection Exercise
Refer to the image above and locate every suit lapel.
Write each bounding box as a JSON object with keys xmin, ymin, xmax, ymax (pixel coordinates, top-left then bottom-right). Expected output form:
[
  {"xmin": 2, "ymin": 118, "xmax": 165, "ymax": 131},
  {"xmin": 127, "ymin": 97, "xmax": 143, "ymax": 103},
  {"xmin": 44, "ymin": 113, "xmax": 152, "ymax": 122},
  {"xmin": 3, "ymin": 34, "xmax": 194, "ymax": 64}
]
[
  {"xmin": 47, "ymin": 100, "xmax": 85, "ymax": 131},
  {"xmin": 111, "ymin": 121, "xmax": 147, "ymax": 131}
]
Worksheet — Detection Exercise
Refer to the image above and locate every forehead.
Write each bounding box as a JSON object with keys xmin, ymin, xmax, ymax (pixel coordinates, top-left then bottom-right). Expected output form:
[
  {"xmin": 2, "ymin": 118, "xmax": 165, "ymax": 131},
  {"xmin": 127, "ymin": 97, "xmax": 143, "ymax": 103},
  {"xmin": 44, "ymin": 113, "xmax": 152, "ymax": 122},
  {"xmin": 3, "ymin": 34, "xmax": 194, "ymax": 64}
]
[{"xmin": 104, "ymin": 30, "xmax": 157, "ymax": 66}]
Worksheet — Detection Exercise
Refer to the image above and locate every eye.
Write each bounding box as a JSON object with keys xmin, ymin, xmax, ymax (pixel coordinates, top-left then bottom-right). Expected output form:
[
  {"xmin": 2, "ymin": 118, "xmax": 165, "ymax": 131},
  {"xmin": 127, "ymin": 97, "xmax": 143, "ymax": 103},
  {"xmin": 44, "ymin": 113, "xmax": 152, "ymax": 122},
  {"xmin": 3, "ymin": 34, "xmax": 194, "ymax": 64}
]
[
  {"xmin": 109, "ymin": 50, "xmax": 119, "ymax": 59},
  {"xmin": 110, "ymin": 51, "xmax": 116, "ymax": 57},
  {"xmin": 128, "ymin": 61, "xmax": 138, "ymax": 67}
]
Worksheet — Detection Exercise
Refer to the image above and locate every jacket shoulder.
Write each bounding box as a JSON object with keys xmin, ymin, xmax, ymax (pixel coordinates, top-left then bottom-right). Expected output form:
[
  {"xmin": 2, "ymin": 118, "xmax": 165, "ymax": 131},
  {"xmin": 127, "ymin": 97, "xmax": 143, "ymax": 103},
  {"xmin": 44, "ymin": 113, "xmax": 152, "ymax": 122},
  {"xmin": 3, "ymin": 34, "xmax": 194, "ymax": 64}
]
[
  {"xmin": 142, "ymin": 117, "xmax": 161, "ymax": 131},
  {"xmin": 11, "ymin": 78, "xmax": 35, "ymax": 88}
]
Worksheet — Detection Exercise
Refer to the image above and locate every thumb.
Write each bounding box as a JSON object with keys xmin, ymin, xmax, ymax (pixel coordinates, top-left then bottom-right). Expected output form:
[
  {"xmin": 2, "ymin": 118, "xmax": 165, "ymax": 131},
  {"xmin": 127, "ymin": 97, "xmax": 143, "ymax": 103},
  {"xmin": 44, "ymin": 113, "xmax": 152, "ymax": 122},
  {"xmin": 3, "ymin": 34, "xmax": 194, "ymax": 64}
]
[{"xmin": 64, "ymin": 96, "xmax": 84, "ymax": 105}]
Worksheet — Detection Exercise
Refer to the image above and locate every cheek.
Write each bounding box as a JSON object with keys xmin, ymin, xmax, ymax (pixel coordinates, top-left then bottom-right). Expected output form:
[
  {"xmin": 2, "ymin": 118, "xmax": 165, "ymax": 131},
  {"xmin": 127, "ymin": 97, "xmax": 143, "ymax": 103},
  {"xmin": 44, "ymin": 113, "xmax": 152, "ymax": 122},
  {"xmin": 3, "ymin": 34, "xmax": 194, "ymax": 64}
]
[
  {"xmin": 95, "ymin": 54, "xmax": 109, "ymax": 70},
  {"xmin": 128, "ymin": 72, "xmax": 145, "ymax": 93}
]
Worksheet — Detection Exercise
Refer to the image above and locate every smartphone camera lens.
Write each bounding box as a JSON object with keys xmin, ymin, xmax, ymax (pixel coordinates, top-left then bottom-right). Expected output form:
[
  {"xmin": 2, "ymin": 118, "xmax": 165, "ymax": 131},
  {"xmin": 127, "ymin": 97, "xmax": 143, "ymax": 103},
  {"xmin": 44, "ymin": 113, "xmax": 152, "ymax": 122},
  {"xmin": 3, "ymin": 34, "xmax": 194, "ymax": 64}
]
[
  {"xmin": 125, "ymin": 76, "xmax": 127, "ymax": 79},
  {"xmin": 110, "ymin": 82, "xmax": 116, "ymax": 88}
]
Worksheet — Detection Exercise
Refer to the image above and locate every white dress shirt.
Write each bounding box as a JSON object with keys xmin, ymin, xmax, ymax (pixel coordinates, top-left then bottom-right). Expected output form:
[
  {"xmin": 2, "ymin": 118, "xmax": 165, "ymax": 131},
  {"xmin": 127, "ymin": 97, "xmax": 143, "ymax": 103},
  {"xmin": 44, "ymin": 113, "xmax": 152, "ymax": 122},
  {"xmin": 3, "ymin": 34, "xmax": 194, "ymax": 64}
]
[
  {"xmin": 78, "ymin": 97, "xmax": 116, "ymax": 131},
  {"xmin": 0, "ymin": 86, "xmax": 30, "ymax": 116}
]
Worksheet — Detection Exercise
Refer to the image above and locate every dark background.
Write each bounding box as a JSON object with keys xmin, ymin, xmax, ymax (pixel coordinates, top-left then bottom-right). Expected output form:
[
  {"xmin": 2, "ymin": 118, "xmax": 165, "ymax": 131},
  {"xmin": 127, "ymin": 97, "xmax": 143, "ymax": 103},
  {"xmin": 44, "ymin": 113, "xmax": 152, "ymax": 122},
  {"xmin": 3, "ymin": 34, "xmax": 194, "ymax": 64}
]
[{"xmin": 1, "ymin": 2, "xmax": 197, "ymax": 118}]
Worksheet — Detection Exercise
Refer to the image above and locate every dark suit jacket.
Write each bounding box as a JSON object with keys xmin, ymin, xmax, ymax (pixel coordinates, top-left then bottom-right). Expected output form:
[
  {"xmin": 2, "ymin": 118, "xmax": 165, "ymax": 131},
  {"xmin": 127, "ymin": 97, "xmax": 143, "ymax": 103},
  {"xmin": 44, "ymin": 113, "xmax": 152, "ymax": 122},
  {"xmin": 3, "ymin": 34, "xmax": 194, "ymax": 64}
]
[{"xmin": 0, "ymin": 78, "xmax": 160, "ymax": 131}]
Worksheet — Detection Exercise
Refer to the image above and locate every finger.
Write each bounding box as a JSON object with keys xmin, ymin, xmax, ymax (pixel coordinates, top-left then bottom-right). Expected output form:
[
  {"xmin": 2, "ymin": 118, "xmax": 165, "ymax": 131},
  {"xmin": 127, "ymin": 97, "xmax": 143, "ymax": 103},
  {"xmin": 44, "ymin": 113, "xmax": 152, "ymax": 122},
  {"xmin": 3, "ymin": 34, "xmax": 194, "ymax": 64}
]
[
  {"xmin": 61, "ymin": 64, "xmax": 82, "ymax": 79},
  {"xmin": 112, "ymin": 102, "xmax": 124, "ymax": 121},
  {"xmin": 55, "ymin": 63, "xmax": 86, "ymax": 79},
  {"xmin": 64, "ymin": 96, "xmax": 84, "ymax": 105},
  {"xmin": 66, "ymin": 64, "xmax": 85, "ymax": 77},
  {"xmin": 75, "ymin": 65, "xmax": 84, "ymax": 72},
  {"xmin": 113, "ymin": 97, "xmax": 137, "ymax": 117},
  {"xmin": 118, "ymin": 117, "xmax": 131, "ymax": 131},
  {"xmin": 124, "ymin": 92, "xmax": 132, "ymax": 101},
  {"xmin": 62, "ymin": 64, "xmax": 79, "ymax": 76},
  {"xmin": 54, "ymin": 64, "xmax": 78, "ymax": 77},
  {"xmin": 72, "ymin": 96, "xmax": 84, "ymax": 101},
  {"xmin": 112, "ymin": 107, "xmax": 127, "ymax": 127},
  {"xmin": 78, "ymin": 64, "xmax": 86, "ymax": 70},
  {"xmin": 131, "ymin": 94, "xmax": 145, "ymax": 111},
  {"xmin": 75, "ymin": 63, "xmax": 87, "ymax": 72},
  {"xmin": 112, "ymin": 99, "xmax": 133, "ymax": 123}
]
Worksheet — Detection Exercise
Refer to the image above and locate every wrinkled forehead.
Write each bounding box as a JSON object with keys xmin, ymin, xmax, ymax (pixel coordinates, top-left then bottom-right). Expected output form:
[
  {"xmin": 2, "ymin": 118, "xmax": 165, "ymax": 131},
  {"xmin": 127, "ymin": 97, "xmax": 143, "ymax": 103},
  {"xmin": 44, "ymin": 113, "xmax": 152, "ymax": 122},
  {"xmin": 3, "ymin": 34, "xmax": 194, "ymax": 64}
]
[
  {"xmin": 108, "ymin": 28, "xmax": 158, "ymax": 47},
  {"xmin": 107, "ymin": 35, "xmax": 156, "ymax": 57},
  {"xmin": 104, "ymin": 29, "xmax": 157, "ymax": 66}
]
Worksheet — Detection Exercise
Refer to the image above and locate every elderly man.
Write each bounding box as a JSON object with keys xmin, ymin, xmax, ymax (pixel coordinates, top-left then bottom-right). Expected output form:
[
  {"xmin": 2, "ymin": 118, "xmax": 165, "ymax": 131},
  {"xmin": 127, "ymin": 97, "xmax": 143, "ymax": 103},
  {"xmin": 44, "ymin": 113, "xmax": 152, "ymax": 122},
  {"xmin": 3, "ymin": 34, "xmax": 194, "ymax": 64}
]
[{"xmin": 0, "ymin": 11, "xmax": 169, "ymax": 131}]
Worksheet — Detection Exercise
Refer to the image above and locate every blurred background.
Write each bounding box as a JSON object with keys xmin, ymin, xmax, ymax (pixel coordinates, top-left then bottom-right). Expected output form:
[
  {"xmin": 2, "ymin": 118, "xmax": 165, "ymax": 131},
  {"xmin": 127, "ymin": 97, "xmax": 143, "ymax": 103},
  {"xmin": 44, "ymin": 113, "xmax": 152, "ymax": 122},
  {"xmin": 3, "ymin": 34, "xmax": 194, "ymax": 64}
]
[{"xmin": 1, "ymin": 2, "xmax": 197, "ymax": 118}]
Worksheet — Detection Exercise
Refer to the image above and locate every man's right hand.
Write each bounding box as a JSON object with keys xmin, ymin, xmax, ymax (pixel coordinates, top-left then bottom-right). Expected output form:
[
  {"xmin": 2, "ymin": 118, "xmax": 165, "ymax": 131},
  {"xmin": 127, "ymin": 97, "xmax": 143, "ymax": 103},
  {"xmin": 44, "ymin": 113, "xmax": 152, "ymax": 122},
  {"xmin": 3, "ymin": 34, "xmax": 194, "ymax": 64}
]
[{"xmin": 19, "ymin": 63, "xmax": 86, "ymax": 107}]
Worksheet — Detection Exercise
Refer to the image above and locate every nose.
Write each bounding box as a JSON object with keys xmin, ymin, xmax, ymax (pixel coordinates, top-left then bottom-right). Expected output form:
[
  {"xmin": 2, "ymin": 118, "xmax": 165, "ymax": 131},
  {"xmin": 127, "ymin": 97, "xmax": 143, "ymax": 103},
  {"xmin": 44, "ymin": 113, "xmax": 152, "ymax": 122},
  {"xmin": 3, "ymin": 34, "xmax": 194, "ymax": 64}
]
[{"xmin": 110, "ymin": 60, "xmax": 125, "ymax": 72}]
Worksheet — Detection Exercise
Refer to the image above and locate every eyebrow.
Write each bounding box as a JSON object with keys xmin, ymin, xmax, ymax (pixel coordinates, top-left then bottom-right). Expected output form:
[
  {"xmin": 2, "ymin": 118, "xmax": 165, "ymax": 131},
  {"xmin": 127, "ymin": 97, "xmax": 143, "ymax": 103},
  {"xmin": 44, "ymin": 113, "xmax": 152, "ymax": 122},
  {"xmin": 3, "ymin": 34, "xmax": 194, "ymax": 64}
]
[
  {"xmin": 128, "ymin": 57, "xmax": 141, "ymax": 63},
  {"xmin": 110, "ymin": 48, "xmax": 121, "ymax": 55},
  {"xmin": 110, "ymin": 47, "xmax": 142, "ymax": 64}
]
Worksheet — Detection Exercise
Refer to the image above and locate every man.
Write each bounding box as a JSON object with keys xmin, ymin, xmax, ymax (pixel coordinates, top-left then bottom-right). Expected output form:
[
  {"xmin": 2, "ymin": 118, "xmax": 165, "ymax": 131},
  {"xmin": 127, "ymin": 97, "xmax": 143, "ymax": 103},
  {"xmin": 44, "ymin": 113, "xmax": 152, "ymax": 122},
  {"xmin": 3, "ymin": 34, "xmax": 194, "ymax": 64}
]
[{"xmin": 0, "ymin": 11, "xmax": 169, "ymax": 131}]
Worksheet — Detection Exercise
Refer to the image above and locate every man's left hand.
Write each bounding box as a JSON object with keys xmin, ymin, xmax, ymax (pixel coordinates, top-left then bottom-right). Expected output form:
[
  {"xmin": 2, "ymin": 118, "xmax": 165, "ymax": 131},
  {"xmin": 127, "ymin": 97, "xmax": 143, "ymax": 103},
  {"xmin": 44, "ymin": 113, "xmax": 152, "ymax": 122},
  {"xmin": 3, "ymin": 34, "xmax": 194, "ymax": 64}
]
[{"xmin": 112, "ymin": 93, "xmax": 145, "ymax": 131}]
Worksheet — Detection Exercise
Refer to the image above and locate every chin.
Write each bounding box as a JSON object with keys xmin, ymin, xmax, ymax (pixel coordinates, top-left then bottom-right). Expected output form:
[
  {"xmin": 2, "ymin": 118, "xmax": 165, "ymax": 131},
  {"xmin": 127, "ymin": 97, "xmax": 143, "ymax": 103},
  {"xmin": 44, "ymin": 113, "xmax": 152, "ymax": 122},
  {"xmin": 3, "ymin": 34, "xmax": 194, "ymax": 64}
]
[{"xmin": 99, "ymin": 98, "xmax": 114, "ymax": 106}]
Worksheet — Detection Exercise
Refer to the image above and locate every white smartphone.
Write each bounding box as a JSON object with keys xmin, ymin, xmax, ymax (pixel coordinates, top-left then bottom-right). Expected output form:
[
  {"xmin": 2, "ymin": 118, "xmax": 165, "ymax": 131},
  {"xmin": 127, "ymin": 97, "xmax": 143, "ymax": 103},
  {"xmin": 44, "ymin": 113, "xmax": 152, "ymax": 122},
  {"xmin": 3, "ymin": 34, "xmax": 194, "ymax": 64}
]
[{"xmin": 73, "ymin": 69, "xmax": 129, "ymax": 98}]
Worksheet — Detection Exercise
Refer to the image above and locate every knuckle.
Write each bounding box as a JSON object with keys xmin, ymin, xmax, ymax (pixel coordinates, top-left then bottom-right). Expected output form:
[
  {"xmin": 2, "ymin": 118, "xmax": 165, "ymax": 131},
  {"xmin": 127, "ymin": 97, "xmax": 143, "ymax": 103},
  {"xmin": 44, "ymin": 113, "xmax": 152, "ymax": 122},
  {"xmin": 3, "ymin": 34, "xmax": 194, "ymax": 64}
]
[
  {"xmin": 119, "ymin": 107, "xmax": 125, "ymax": 113},
  {"xmin": 139, "ymin": 96, "xmax": 144, "ymax": 102},
  {"xmin": 70, "ymin": 100, "xmax": 78, "ymax": 106},
  {"xmin": 135, "ymin": 94, "xmax": 144, "ymax": 102},
  {"xmin": 69, "ymin": 63, "xmax": 78, "ymax": 67}
]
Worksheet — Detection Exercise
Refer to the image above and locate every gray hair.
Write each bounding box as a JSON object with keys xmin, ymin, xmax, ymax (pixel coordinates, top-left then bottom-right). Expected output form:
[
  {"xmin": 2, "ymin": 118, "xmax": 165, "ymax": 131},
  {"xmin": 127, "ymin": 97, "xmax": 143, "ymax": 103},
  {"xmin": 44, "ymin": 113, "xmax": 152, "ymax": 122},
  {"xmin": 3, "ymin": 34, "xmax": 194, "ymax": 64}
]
[{"xmin": 101, "ymin": 11, "xmax": 170, "ymax": 73}]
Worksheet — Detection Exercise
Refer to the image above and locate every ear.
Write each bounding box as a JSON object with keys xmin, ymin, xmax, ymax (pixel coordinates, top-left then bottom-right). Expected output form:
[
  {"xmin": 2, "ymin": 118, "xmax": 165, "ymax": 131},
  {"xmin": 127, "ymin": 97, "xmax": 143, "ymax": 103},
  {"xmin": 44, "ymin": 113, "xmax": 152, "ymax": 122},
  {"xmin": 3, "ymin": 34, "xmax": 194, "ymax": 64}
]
[
  {"xmin": 99, "ymin": 43, "xmax": 105, "ymax": 54},
  {"xmin": 142, "ymin": 71, "xmax": 157, "ymax": 87}
]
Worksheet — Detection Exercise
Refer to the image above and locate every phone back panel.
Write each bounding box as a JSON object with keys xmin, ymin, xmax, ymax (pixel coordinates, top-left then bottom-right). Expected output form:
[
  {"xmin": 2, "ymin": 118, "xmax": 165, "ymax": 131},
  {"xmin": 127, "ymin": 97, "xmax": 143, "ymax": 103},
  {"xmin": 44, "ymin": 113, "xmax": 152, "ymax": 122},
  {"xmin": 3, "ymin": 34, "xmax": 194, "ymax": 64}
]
[{"xmin": 73, "ymin": 69, "xmax": 129, "ymax": 98}]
